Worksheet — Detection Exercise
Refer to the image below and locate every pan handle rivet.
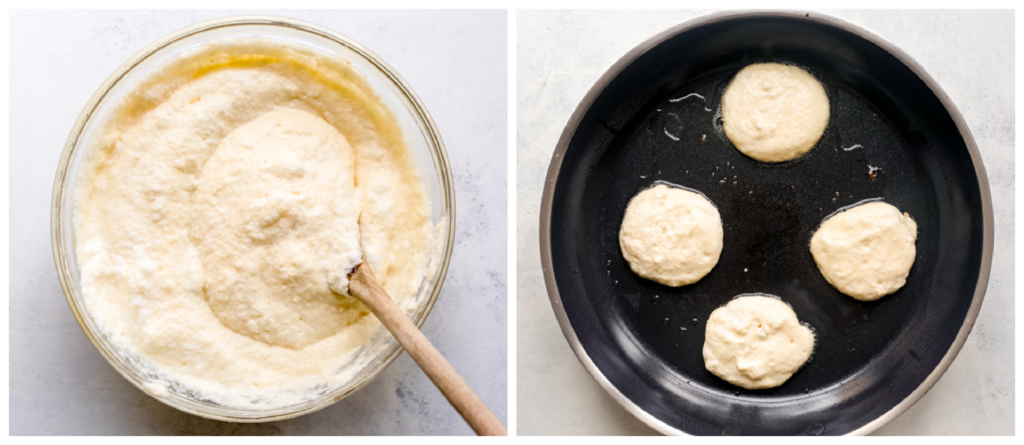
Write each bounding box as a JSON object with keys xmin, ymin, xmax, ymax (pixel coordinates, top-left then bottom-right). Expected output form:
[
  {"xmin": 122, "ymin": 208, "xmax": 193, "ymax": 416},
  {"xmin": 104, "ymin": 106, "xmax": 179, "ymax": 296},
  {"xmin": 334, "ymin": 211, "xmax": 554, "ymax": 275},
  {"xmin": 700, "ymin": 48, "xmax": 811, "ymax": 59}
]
[{"xmin": 806, "ymin": 424, "xmax": 825, "ymax": 435}]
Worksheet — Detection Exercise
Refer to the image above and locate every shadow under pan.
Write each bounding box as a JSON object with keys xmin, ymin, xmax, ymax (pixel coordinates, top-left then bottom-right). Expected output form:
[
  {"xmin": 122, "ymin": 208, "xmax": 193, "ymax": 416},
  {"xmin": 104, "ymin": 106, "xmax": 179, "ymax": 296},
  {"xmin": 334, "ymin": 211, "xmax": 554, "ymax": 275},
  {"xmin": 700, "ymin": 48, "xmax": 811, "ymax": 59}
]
[{"xmin": 541, "ymin": 13, "xmax": 989, "ymax": 435}]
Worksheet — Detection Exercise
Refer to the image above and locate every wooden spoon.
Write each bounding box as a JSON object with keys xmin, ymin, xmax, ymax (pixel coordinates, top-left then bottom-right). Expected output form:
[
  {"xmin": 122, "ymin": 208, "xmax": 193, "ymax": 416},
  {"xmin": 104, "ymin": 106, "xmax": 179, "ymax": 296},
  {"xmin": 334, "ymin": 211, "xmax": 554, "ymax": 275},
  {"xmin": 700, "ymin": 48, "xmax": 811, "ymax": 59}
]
[{"xmin": 348, "ymin": 262, "xmax": 508, "ymax": 436}]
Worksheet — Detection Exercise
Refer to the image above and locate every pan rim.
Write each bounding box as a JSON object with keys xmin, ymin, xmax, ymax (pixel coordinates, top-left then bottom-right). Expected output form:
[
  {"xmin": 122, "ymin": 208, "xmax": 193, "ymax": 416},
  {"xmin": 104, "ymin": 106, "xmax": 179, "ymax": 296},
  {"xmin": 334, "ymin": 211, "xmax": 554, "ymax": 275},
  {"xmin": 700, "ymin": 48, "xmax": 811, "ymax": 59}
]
[{"xmin": 537, "ymin": 9, "xmax": 994, "ymax": 436}]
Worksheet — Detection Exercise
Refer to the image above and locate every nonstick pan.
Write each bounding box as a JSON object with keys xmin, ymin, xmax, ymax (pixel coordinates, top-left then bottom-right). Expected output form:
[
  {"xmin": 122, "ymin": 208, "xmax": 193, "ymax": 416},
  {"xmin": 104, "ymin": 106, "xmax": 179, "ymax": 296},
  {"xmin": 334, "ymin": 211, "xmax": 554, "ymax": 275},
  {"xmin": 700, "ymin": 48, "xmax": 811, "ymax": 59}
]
[{"xmin": 539, "ymin": 10, "xmax": 992, "ymax": 436}]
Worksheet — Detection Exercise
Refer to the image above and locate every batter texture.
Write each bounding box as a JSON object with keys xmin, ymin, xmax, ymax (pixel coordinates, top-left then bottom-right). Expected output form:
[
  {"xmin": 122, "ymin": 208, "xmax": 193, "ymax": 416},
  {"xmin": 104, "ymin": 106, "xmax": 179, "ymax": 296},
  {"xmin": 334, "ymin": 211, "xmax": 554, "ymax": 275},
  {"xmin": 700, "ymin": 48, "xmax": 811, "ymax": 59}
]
[
  {"xmin": 618, "ymin": 184, "xmax": 723, "ymax": 287},
  {"xmin": 703, "ymin": 295, "xmax": 815, "ymax": 390},
  {"xmin": 810, "ymin": 201, "xmax": 918, "ymax": 301},
  {"xmin": 74, "ymin": 39, "xmax": 433, "ymax": 408},
  {"xmin": 722, "ymin": 63, "xmax": 830, "ymax": 162}
]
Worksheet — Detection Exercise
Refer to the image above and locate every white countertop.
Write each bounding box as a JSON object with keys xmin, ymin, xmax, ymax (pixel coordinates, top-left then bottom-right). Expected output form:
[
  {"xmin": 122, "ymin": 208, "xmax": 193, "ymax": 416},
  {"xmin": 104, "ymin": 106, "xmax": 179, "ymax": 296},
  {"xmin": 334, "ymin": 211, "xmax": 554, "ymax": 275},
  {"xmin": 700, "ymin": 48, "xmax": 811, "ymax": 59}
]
[
  {"xmin": 516, "ymin": 9, "xmax": 1014, "ymax": 436},
  {"xmin": 9, "ymin": 9, "xmax": 508, "ymax": 435}
]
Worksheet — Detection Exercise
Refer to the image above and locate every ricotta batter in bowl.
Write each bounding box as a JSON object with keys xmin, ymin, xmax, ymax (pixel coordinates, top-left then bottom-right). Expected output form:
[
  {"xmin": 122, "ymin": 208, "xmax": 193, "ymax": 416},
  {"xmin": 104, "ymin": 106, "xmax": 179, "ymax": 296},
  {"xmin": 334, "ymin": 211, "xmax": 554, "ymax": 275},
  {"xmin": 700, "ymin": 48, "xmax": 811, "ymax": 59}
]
[{"xmin": 58, "ymin": 20, "xmax": 451, "ymax": 417}]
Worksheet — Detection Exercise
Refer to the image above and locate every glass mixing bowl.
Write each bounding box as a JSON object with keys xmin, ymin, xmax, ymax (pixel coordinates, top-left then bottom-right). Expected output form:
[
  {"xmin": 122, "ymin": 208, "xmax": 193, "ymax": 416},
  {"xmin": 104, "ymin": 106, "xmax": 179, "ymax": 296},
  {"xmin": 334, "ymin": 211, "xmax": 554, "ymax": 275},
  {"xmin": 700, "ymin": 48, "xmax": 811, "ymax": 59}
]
[{"xmin": 51, "ymin": 16, "xmax": 455, "ymax": 422}]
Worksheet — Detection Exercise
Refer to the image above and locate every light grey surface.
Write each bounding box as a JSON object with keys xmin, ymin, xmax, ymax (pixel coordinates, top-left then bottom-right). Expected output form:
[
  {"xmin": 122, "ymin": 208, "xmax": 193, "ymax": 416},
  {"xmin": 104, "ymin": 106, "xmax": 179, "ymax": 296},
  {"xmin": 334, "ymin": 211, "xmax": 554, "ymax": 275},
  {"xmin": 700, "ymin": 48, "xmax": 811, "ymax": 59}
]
[
  {"xmin": 10, "ymin": 9, "xmax": 507, "ymax": 435},
  {"xmin": 516, "ymin": 9, "xmax": 1014, "ymax": 436}
]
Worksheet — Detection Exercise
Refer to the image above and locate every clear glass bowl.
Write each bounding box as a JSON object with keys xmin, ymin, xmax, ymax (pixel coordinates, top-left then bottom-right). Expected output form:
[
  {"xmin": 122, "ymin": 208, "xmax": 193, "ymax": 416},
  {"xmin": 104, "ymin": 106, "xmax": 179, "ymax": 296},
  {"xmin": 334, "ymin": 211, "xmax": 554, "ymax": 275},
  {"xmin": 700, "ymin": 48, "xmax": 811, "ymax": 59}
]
[{"xmin": 50, "ymin": 16, "xmax": 455, "ymax": 422}]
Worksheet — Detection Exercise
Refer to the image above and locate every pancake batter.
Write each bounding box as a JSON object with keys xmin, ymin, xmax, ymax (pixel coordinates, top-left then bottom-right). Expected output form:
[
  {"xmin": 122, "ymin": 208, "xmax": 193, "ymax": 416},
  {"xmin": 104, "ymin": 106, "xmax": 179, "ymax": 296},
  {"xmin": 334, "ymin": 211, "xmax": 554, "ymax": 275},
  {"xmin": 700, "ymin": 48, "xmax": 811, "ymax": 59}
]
[
  {"xmin": 722, "ymin": 63, "xmax": 830, "ymax": 162},
  {"xmin": 810, "ymin": 201, "xmax": 918, "ymax": 301},
  {"xmin": 74, "ymin": 38, "xmax": 433, "ymax": 408},
  {"xmin": 618, "ymin": 184, "xmax": 723, "ymax": 287},
  {"xmin": 703, "ymin": 295, "xmax": 815, "ymax": 390}
]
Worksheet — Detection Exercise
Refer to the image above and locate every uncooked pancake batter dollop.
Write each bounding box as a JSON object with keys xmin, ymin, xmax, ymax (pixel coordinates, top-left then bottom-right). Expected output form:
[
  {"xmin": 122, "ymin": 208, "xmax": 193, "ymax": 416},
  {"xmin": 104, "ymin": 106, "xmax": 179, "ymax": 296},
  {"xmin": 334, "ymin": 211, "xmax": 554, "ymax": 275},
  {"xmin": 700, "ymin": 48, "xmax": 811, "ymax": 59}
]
[
  {"xmin": 722, "ymin": 63, "xmax": 830, "ymax": 162},
  {"xmin": 74, "ymin": 39, "xmax": 433, "ymax": 408},
  {"xmin": 703, "ymin": 295, "xmax": 814, "ymax": 390},
  {"xmin": 618, "ymin": 184, "xmax": 723, "ymax": 287},
  {"xmin": 810, "ymin": 201, "xmax": 918, "ymax": 301}
]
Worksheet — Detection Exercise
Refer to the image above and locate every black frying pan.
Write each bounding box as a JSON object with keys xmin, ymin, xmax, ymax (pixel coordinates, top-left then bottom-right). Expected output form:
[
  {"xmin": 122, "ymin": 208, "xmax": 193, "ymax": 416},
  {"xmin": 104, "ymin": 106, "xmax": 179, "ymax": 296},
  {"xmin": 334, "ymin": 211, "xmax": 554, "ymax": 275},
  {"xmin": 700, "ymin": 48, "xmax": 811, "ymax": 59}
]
[{"xmin": 539, "ymin": 11, "xmax": 992, "ymax": 436}]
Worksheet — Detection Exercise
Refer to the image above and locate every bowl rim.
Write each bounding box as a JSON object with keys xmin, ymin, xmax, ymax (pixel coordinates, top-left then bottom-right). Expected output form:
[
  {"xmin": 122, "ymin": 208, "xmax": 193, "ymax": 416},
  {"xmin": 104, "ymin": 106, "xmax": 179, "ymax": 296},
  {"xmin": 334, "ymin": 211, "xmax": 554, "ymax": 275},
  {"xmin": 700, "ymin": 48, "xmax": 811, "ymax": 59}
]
[
  {"xmin": 538, "ymin": 9, "xmax": 993, "ymax": 436},
  {"xmin": 51, "ymin": 14, "xmax": 456, "ymax": 422}
]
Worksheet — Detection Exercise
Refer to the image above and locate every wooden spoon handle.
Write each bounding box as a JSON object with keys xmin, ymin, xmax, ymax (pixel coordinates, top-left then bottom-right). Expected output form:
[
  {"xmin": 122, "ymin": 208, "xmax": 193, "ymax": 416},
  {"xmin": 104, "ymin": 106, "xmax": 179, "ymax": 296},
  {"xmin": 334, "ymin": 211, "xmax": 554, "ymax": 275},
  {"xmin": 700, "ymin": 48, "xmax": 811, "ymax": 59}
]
[{"xmin": 349, "ymin": 264, "xmax": 508, "ymax": 436}]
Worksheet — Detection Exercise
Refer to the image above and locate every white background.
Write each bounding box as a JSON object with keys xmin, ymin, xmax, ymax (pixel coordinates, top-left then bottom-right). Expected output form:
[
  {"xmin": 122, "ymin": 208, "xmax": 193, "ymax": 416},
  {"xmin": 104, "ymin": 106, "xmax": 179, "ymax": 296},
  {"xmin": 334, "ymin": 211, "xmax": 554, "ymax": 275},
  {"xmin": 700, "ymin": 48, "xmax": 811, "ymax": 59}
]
[
  {"xmin": 516, "ymin": 9, "xmax": 1014, "ymax": 435},
  {"xmin": 9, "ymin": 9, "xmax": 508, "ymax": 435}
]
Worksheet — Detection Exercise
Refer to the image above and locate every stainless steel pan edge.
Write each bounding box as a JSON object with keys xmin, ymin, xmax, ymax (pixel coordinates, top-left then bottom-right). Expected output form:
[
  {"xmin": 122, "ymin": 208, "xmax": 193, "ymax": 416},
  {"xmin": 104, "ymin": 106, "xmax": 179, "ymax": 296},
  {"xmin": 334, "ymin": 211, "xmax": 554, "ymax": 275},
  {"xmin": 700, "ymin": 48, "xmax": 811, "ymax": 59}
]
[{"xmin": 537, "ymin": 9, "xmax": 993, "ymax": 436}]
